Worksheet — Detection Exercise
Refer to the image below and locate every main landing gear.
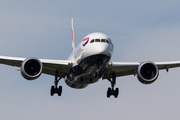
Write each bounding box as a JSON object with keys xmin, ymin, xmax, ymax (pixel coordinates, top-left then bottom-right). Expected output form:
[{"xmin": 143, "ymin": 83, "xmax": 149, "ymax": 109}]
[
  {"xmin": 107, "ymin": 74, "xmax": 119, "ymax": 98},
  {"xmin": 50, "ymin": 71, "xmax": 62, "ymax": 96}
]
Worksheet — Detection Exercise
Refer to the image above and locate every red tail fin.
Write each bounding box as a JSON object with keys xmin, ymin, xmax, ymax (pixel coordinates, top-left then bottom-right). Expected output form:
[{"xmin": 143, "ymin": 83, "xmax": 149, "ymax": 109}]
[{"xmin": 72, "ymin": 18, "xmax": 76, "ymax": 51}]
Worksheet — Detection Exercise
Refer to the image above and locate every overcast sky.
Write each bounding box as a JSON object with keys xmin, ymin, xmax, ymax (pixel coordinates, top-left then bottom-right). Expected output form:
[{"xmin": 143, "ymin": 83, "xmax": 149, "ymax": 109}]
[{"xmin": 1, "ymin": 0, "xmax": 180, "ymax": 120}]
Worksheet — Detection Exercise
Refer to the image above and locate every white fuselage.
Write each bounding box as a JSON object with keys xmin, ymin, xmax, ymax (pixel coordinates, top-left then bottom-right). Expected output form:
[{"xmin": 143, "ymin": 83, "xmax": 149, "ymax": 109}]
[{"xmin": 65, "ymin": 32, "xmax": 114, "ymax": 89}]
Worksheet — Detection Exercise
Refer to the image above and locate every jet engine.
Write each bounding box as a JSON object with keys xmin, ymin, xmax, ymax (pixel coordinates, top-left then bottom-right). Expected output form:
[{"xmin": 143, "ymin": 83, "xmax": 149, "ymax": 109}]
[
  {"xmin": 137, "ymin": 61, "xmax": 159, "ymax": 84},
  {"xmin": 21, "ymin": 57, "xmax": 43, "ymax": 80}
]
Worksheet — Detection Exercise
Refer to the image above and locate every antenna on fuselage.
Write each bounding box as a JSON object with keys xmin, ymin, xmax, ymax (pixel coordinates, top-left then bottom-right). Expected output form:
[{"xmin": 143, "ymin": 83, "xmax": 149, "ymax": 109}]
[{"xmin": 71, "ymin": 18, "xmax": 76, "ymax": 51}]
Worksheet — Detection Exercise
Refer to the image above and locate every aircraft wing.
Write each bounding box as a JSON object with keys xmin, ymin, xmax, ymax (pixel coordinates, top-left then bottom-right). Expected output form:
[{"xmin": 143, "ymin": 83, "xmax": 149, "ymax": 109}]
[
  {"xmin": 40, "ymin": 59, "xmax": 72, "ymax": 76},
  {"xmin": 103, "ymin": 61, "xmax": 180, "ymax": 79},
  {"xmin": 0, "ymin": 55, "xmax": 72, "ymax": 76}
]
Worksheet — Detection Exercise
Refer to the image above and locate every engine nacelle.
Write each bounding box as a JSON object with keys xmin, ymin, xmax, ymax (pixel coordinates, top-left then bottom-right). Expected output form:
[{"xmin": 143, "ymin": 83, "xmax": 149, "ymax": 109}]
[
  {"xmin": 137, "ymin": 61, "xmax": 159, "ymax": 84},
  {"xmin": 21, "ymin": 57, "xmax": 43, "ymax": 80}
]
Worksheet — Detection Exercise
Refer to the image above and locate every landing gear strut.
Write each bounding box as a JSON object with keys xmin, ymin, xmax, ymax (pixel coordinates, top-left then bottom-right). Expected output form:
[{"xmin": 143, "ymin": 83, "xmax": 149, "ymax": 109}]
[
  {"xmin": 50, "ymin": 71, "xmax": 62, "ymax": 96},
  {"xmin": 107, "ymin": 73, "xmax": 119, "ymax": 98}
]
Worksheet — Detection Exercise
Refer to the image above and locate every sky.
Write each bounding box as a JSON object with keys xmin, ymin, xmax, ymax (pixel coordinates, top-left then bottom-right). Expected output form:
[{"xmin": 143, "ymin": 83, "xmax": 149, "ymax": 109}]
[{"xmin": 0, "ymin": 0, "xmax": 180, "ymax": 119}]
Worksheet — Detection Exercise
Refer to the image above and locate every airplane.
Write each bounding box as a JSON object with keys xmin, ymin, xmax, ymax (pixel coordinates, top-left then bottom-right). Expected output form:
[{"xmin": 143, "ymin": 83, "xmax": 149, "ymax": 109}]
[{"xmin": 1, "ymin": 19, "xmax": 180, "ymax": 98}]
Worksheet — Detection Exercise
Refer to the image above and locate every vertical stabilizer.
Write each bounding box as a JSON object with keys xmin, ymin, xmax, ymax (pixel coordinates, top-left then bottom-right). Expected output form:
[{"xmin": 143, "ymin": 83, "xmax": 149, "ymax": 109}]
[{"xmin": 71, "ymin": 18, "xmax": 76, "ymax": 51}]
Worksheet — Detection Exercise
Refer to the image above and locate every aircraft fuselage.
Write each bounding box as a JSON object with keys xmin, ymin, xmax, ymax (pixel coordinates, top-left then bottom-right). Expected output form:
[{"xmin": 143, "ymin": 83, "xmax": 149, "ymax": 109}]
[{"xmin": 65, "ymin": 32, "xmax": 114, "ymax": 89}]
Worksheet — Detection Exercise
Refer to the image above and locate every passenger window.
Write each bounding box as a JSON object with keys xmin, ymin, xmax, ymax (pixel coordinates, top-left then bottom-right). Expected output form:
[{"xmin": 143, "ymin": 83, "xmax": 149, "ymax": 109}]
[
  {"xmin": 90, "ymin": 39, "xmax": 94, "ymax": 43},
  {"xmin": 95, "ymin": 39, "xmax": 100, "ymax": 42},
  {"xmin": 101, "ymin": 39, "xmax": 106, "ymax": 42}
]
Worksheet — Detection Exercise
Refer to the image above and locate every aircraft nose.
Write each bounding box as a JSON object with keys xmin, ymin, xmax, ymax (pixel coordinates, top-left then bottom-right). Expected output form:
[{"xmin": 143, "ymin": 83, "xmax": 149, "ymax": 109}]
[{"xmin": 95, "ymin": 44, "xmax": 111, "ymax": 55}]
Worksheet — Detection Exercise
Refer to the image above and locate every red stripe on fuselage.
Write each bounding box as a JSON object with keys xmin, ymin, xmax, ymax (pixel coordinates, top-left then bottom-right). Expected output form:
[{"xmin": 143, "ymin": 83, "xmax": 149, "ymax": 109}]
[{"xmin": 81, "ymin": 37, "xmax": 89, "ymax": 42}]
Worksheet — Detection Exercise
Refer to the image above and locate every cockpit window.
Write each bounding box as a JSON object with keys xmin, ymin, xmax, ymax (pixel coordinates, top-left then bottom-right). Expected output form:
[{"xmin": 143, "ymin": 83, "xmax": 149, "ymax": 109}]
[
  {"xmin": 109, "ymin": 38, "xmax": 113, "ymax": 47},
  {"xmin": 101, "ymin": 39, "xmax": 106, "ymax": 42},
  {"xmin": 109, "ymin": 38, "xmax": 112, "ymax": 45},
  {"xmin": 90, "ymin": 39, "xmax": 94, "ymax": 43},
  {"xmin": 90, "ymin": 39, "xmax": 110, "ymax": 44},
  {"xmin": 106, "ymin": 40, "xmax": 109, "ymax": 44},
  {"xmin": 95, "ymin": 39, "xmax": 100, "ymax": 42}
]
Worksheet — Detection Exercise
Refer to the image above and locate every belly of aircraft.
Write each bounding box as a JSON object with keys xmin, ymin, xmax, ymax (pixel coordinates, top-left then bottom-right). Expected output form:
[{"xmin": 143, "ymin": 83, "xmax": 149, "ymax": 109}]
[{"xmin": 64, "ymin": 54, "xmax": 110, "ymax": 89}]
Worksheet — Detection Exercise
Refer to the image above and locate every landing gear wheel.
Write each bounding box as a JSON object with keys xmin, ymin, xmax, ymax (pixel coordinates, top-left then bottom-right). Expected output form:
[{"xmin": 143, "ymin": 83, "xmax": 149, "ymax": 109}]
[
  {"xmin": 50, "ymin": 71, "xmax": 63, "ymax": 96},
  {"xmin": 114, "ymin": 88, "xmax": 119, "ymax": 98},
  {"xmin": 106, "ymin": 73, "xmax": 119, "ymax": 98},
  {"xmin": 50, "ymin": 85, "xmax": 62, "ymax": 96},
  {"xmin": 58, "ymin": 86, "xmax": 62, "ymax": 96},
  {"xmin": 50, "ymin": 86, "xmax": 55, "ymax": 96},
  {"xmin": 107, "ymin": 87, "xmax": 111, "ymax": 98}
]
